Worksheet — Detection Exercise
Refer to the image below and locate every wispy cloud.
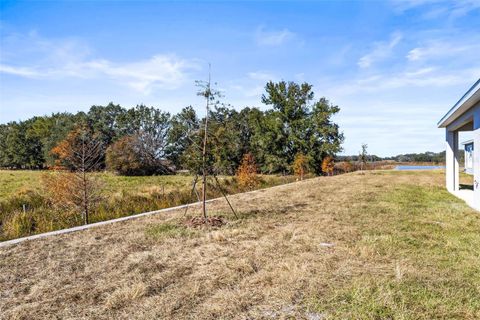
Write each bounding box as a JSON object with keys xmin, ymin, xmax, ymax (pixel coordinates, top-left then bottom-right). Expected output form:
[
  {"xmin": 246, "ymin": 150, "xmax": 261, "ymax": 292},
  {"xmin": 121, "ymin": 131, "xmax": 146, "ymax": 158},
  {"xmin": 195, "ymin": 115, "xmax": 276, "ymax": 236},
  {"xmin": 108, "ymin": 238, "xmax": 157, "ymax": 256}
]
[
  {"xmin": 0, "ymin": 65, "xmax": 40, "ymax": 77},
  {"xmin": 0, "ymin": 32, "xmax": 199, "ymax": 94},
  {"xmin": 449, "ymin": 0, "xmax": 480, "ymax": 17},
  {"xmin": 330, "ymin": 67, "xmax": 479, "ymax": 96},
  {"xmin": 358, "ymin": 32, "xmax": 402, "ymax": 68},
  {"xmin": 407, "ymin": 39, "xmax": 480, "ymax": 61},
  {"xmin": 391, "ymin": 0, "xmax": 445, "ymax": 11},
  {"xmin": 229, "ymin": 71, "xmax": 278, "ymax": 99},
  {"xmin": 391, "ymin": 0, "xmax": 480, "ymax": 19},
  {"xmin": 255, "ymin": 26, "xmax": 295, "ymax": 46}
]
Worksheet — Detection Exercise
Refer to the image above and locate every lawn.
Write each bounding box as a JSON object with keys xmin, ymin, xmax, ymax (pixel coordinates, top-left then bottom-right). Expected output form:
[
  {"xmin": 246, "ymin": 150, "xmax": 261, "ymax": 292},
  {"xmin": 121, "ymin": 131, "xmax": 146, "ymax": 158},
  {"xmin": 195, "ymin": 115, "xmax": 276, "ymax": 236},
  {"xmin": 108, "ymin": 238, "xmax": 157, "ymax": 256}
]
[
  {"xmin": 0, "ymin": 170, "xmax": 294, "ymax": 198},
  {"xmin": 0, "ymin": 170, "xmax": 45, "ymax": 199},
  {"xmin": 1, "ymin": 170, "xmax": 479, "ymax": 319},
  {"xmin": 0, "ymin": 170, "xmax": 194, "ymax": 199}
]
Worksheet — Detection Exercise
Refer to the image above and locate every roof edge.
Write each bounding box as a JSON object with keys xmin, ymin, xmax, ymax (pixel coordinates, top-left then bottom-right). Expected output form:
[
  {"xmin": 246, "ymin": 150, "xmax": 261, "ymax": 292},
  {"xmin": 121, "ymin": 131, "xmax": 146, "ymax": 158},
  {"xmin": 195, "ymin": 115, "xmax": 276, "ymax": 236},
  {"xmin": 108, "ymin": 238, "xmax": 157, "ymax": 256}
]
[{"xmin": 437, "ymin": 78, "xmax": 480, "ymax": 127}]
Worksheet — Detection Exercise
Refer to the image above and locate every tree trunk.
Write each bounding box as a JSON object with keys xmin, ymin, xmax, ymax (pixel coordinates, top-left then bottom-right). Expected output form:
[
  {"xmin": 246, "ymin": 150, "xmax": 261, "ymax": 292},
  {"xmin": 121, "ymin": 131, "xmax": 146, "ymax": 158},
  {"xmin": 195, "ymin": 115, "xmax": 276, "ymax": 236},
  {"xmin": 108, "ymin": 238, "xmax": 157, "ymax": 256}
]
[
  {"xmin": 201, "ymin": 85, "xmax": 209, "ymax": 219},
  {"xmin": 82, "ymin": 140, "xmax": 89, "ymax": 225}
]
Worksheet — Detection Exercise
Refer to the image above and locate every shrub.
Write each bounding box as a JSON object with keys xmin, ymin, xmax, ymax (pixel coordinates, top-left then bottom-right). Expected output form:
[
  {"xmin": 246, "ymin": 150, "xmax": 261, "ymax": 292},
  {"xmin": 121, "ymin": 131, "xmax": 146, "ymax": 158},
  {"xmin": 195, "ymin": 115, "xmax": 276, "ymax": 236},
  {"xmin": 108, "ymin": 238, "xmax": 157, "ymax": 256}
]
[
  {"xmin": 236, "ymin": 153, "xmax": 259, "ymax": 189},
  {"xmin": 321, "ymin": 156, "xmax": 335, "ymax": 176},
  {"xmin": 292, "ymin": 153, "xmax": 310, "ymax": 180},
  {"xmin": 106, "ymin": 136, "xmax": 146, "ymax": 175},
  {"xmin": 106, "ymin": 135, "xmax": 173, "ymax": 176}
]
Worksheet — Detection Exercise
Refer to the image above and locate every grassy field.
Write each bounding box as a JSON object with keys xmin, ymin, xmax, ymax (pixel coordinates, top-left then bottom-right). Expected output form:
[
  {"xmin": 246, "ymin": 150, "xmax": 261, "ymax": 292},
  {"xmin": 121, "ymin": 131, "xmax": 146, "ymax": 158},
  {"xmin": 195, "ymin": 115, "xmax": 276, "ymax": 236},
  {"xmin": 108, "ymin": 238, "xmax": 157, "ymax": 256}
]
[
  {"xmin": 0, "ymin": 170, "xmax": 198, "ymax": 198},
  {"xmin": 0, "ymin": 170, "xmax": 295, "ymax": 241},
  {"xmin": 1, "ymin": 170, "xmax": 479, "ymax": 319}
]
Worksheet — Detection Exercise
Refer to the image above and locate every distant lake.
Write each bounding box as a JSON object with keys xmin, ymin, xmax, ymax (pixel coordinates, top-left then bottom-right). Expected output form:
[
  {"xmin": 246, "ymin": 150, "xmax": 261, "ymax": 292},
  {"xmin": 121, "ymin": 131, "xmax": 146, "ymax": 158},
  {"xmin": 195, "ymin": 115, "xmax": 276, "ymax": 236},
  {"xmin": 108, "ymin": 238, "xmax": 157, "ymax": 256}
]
[{"xmin": 395, "ymin": 165, "xmax": 445, "ymax": 171}]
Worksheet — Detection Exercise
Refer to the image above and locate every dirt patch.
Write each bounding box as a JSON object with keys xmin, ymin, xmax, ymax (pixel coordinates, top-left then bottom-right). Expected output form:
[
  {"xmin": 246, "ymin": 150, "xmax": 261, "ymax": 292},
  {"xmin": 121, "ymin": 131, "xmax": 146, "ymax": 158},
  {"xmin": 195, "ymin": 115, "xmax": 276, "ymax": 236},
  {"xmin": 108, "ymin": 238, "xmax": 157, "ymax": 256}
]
[{"xmin": 184, "ymin": 216, "xmax": 227, "ymax": 228}]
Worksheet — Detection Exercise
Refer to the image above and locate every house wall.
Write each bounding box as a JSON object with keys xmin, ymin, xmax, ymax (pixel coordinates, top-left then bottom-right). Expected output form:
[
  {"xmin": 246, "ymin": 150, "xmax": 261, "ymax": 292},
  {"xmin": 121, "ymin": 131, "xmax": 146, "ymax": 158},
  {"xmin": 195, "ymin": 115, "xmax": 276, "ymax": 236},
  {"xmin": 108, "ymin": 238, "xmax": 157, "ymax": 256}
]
[{"xmin": 474, "ymin": 102, "xmax": 480, "ymax": 210}]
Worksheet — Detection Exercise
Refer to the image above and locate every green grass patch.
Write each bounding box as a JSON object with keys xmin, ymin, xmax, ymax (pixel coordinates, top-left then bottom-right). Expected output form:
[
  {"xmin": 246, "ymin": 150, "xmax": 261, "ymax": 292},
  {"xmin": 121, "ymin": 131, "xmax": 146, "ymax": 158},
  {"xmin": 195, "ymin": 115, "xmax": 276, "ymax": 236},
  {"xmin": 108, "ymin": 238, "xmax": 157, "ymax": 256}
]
[
  {"xmin": 0, "ymin": 170, "xmax": 44, "ymax": 198},
  {"xmin": 145, "ymin": 222, "xmax": 196, "ymax": 240},
  {"xmin": 307, "ymin": 181, "xmax": 480, "ymax": 319}
]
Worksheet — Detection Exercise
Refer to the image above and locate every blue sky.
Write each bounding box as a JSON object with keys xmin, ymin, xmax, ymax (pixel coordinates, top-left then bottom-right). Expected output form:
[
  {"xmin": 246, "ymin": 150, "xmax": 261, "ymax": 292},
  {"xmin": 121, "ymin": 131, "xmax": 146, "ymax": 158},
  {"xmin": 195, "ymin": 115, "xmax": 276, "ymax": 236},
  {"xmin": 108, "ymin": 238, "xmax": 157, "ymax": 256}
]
[{"xmin": 1, "ymin": 0, "xmax": 479, "ymax": 156}]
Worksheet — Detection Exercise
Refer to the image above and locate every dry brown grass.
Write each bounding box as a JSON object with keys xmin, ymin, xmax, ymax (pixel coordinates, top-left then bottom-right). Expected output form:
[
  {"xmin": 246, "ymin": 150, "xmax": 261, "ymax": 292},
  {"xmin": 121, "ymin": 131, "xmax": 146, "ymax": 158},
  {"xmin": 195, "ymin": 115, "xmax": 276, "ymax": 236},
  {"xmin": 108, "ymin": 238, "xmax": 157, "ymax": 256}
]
[{"xmin": 0, "ymin": 170, "xmax": 478, "ymax": 319}]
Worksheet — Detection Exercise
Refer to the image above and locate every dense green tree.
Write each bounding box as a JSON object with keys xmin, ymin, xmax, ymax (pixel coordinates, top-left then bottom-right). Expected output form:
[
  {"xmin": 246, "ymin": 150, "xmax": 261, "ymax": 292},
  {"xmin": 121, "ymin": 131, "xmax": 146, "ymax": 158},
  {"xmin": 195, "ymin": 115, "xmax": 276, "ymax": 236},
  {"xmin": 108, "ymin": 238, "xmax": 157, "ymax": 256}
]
[
  {"xmin": 305, "ymin": 97, "xmax": 344, "ymax": 174},
  {"xmin": 208, "ymin": 106, "xmax": 243, "ymax": 174},
  {"xmin": 235, "ymin": 107, "xmax": 262, "ymax": 156},
  {"xmin": 260, "ymin": 81, "xmax": 343, "ymax": 173},
  {"xmin": 87, "ymin": 103, "xmax": 125, "ymax": 146},
  {"xmin": 249, "ymin": 110, "xmax": 288, "ymax": 173},
  {"xmin": 0, "ymin": 124, "xmax": 7, "ymax": 167},
  {"xmin": 166, "ymin": 106, "xmax": 200, "ymax": 169},
  {"xmin": 0, "ymin": 80, "xmax": 345, "ymax": 174},
  {"xmin": 0, "ymin": 120, "xmax": 44, "ymax": 169},
  {"xmin": 27, "ymin": 113, "xmax": 80, "ymax": 167},
  {"xmin": 1, "ymin": 122, "xmax": 28, "ymax": 168}
]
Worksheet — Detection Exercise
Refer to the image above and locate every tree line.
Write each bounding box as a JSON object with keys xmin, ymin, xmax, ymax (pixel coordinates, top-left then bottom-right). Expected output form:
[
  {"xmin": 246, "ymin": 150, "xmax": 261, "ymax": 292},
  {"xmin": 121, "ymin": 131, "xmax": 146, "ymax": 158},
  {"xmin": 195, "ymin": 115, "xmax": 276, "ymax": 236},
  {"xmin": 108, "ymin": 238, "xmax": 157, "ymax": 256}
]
[
  {"xmin": 0, "ymin": 81, "xmax": 344, "ymax": 175},
  {"xmin": 336, "ymin": 151, "xmax": 446, "ymax": 163}
]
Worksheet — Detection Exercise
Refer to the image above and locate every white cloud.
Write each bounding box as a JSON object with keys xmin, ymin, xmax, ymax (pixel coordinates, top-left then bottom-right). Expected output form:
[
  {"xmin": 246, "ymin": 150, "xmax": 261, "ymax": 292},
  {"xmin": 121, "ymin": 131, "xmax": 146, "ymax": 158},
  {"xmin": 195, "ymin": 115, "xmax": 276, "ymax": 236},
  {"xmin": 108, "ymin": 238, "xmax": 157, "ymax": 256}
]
[
  {"xmin": 407, "ymin": 40, "xmax": 480, "ymax": 62},
  {"xmin": 403, "ymin": 66, "xmax": 437, "ymax": 77},
  {"xmin": 328, "ymin": 66, "xmax": 479, "ymax": 97},
  {"xmin": 0, "ymin": 65, "xmax": 40, "ymax": 77},
  {"xmin": 407, "ymin": 47, "xmax": 426, "ymax": 61},
  {"xmin": 449, "ymin": 0, "xmax": 480, "ymax": 17},
  {"xmin": 0, "ymin": 32, "xmax": 199, "ymax": 94},
  {"xmin": 228, "ymin": 71, "xmax": 279, "ymax": 100},
  {"xmin": 391, "ymin": 0, "xmax": 480, "ymax": 19},
  {"xmin": 87, "ymin": 55, "xmax": 198, "ymax": 93},
  {"xmin": 255, "ymin": 27, "xmax": 295, "ymax": 46},
  {"xmin": 358, "ymin": 32, "xmax": 402, "ymax": 68},
  {"xmin": 391, "ymin": 0, "xmax": 444, "ymax": 11}
]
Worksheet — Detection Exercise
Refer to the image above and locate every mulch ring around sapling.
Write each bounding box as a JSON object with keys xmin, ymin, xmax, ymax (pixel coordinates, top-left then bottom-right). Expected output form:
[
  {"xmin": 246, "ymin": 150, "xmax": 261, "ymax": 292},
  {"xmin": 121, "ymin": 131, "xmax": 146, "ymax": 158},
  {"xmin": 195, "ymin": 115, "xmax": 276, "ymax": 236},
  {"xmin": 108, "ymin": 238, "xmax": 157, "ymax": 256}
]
[{"xmin": 184, "ymin": 216, "xmax": 227, "ymax": 228}]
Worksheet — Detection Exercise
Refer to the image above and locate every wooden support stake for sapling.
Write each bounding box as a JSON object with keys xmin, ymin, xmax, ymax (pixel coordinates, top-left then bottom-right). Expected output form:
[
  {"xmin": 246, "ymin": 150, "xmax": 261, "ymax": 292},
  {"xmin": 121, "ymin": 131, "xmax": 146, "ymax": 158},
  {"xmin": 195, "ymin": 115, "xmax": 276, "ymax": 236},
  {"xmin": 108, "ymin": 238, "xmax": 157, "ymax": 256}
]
[
  {"xmin": 212, "ymin": 174, "xmax": 238, "ymax": 219},
  {"xmin": 184, "ymin": 175, "xmax": 200, "ymax": 217}
]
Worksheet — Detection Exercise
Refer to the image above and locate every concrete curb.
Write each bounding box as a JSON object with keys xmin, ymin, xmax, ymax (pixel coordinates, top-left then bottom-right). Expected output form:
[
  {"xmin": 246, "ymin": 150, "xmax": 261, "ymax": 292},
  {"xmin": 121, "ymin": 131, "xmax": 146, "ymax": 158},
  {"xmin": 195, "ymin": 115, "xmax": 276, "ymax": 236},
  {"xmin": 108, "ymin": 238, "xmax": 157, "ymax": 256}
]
[
  {"xmin": 0, "ymin": 198, "xmax": 217, "ymax": 248},
  {"xmin": 0, "ymin": 178, "xmax": 305, "ymax": 248}
]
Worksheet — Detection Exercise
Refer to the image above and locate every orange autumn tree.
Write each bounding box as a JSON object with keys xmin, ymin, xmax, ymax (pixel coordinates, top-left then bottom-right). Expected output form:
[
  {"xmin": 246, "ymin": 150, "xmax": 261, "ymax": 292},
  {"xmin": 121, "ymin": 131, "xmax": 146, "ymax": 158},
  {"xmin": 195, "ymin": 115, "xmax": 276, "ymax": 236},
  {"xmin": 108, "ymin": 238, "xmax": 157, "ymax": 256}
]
[
  {"xmin": 50, "ymin": 139, "xmax": 71, "ymax": 169},
  {"xmin": 236, "ymin": 153, "xmax": 259, "ymax": 189},
  {"xmin": 292, "ymin": 153, "xmax": 310, "ymax": 180},
  {"xmin": 321, "ymin": 156, "xmax": 335, "ymax": 176},
  {"xmin": 47, "ymin": 126, "xmax": 103, "ymax": 225}
]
